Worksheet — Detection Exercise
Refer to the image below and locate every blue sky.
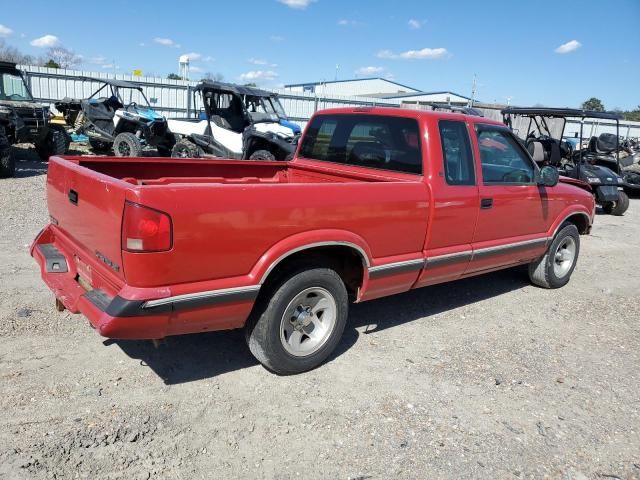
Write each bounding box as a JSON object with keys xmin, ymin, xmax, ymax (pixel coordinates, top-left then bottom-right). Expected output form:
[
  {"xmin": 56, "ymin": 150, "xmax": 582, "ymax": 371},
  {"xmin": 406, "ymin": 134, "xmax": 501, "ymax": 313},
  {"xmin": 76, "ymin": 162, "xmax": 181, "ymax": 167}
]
[{"xmin": 1, "ymin": 0, "xmax": 639, "ymax": 109}]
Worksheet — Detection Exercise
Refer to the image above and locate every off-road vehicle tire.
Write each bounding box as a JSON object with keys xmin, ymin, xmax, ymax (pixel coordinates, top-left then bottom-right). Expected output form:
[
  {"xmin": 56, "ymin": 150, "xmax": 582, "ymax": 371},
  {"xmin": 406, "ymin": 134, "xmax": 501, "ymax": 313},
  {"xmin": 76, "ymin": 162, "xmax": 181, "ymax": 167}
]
[
  {"xmin": 88, "ymin": 138, "xmax": 112, "ymax": 153},
  {"xmin": 171, "ymin": 139, "xmax": 204, "ymax": 158},
  {"xmin": 0, "ymin": 146, "xmax": 15, "ymax": 178},
  {"xmin": 249, "ymin": 149, "xmax": 276, "ymax": 161},
  {"xmin": 602, "ymin": 191, "xmax": 629, "ymax": 216},
  {"xmin": 48, "ymin": 124, "xmax": 72, "ymax": 151},
  {"xmin": 528, "ymin": 223, "xmax": 580, "ymax": 289},
  {"xmin": 113, "ymin": 132, "xmax": 142, "ymax": 157},
  {"xmin": 35, "ymin": 126, "xmax": 68, "ymax": 161},
  {"xmin": 245, "ymin": 268, "xmax": 348, "ymax": 375}
]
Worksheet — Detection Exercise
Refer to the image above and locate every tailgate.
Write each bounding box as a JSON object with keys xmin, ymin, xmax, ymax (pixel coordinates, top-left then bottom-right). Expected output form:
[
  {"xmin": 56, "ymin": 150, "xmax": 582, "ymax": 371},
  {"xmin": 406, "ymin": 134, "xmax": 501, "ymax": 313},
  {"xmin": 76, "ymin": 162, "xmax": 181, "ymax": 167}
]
[{"xmin": 47, "ymin": 157, "xmax": 128, "ymax": 281}]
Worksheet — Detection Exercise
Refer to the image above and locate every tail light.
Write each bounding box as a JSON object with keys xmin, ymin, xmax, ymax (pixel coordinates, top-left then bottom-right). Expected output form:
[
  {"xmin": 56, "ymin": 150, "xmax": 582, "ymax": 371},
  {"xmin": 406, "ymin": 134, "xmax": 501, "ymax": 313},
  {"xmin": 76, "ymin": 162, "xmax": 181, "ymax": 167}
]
[{"xmin": 122, "ymin": 202, "xmax": 172, "ymax": 252}]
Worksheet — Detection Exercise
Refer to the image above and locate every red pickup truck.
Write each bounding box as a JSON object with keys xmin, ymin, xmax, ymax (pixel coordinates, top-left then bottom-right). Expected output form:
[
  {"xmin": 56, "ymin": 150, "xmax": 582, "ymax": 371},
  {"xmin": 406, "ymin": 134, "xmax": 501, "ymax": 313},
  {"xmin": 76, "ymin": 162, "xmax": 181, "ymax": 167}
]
[{"xmin": 31, "ymin": 107, "xmax": 595, "ymax": 374}]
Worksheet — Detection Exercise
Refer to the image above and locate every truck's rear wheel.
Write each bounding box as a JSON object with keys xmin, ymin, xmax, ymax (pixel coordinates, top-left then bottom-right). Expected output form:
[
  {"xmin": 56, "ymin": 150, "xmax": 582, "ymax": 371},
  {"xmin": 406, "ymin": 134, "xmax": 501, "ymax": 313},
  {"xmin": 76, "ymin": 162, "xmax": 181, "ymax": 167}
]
[
  {"xmin": 171, "ymin": 139, "xmax": 203, "ymax": 158},
  {"xmin": 249, "ymin": 149, "xmax": 276, "ymax": 161},
  {"xmin": 528, "ymin": 224, "xmax": 580, "ymax": 289},
  {"xmin": 113, "ymin": 132, "xmax": 142, "ymax": 157},
  {"xmin": 603, "ymin": 191, "xmax": 629, "ymax": 216},
  {"xmin": 0, "ymin": 146, "xmax": 15, "ymax": 178},
  {"xmin": 245, "ymin": 268, "xmax": 348, "ymax": 374}
]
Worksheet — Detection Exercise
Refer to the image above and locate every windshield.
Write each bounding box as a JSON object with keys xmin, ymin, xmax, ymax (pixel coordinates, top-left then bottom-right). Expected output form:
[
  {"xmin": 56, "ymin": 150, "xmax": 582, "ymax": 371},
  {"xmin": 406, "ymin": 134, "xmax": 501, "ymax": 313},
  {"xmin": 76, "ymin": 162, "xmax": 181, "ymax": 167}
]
[
  {"xmin": 0, "ymin": 71, "xmax": 33, "ymax": 101},
  {"xmin": 244, "ymin": 95, "xmax": 287, "ymax": 119},
  {"xmin": 116, "ymin": 87, "xmax": 150, "ymax": 108}
]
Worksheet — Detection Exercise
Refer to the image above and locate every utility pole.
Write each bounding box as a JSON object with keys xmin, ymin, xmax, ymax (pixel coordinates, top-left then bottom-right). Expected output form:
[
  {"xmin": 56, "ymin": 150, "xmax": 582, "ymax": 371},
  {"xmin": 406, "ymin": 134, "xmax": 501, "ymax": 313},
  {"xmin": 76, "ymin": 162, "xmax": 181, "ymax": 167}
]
[{"xmin": 470, "ymin": 74, "xmax": 477, "ymax": 107}]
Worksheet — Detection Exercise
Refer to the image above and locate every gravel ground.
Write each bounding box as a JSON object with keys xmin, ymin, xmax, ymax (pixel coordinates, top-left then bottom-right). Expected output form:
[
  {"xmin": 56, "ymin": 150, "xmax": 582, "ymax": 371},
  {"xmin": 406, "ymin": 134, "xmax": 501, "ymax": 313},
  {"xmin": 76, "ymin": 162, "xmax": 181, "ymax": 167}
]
[{"xmin": 1, "ymin": 146, "xmax": 639, "ymax": 480}]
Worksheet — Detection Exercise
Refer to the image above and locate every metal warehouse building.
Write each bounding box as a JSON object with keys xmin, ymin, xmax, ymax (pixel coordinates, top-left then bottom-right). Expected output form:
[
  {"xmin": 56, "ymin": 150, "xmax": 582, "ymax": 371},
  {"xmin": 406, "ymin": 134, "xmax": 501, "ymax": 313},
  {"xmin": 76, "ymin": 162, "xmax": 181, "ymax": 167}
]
[{"xmin": 283, "ymin": 77, "xmax": 471, "ymax": 106}]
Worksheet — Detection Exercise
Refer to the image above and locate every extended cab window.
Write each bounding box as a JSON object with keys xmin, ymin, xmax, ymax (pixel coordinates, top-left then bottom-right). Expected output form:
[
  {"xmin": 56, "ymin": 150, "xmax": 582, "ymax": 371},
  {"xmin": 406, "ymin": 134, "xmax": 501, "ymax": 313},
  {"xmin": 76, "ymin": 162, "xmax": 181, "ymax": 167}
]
[
  {"xmin": 477, "ymin": 127, "xmax": 535, "ymax": 184},
  {"xmin": 439, "ymin": 120, "xmax": 475, "ymax": 185},
  {"xmin": 299, "ymin": 114, "xmax": 422, "ymax": 174}
]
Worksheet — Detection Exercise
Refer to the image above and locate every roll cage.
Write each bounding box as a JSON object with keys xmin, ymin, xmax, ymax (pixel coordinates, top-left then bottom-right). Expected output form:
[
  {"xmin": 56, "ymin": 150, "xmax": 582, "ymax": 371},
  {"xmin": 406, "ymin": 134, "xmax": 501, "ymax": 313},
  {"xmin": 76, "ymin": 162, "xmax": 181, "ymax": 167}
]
[{"xmin": 501, "ymin": 107, "xmax": 624, "ymax": 175}]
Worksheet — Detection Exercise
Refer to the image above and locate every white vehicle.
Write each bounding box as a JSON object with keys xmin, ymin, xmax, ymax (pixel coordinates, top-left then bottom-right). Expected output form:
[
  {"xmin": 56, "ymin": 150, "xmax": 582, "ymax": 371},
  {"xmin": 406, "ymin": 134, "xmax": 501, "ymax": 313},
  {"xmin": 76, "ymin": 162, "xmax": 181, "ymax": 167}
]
[{"xmin": 168, "ymin": 81, "xmax": 300, "ymax": 160}]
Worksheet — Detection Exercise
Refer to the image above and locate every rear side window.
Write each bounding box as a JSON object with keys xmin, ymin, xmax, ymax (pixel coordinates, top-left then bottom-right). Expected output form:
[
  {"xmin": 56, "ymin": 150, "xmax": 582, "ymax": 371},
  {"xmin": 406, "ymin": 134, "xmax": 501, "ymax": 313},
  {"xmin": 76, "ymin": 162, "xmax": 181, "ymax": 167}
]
[
  {"xmin": 438, "ymin": 120, "xmax": 475, "ymax": 185},
  {"xmin": 299, "ymin": 114, "xmax": 422, "ymax": 174}
]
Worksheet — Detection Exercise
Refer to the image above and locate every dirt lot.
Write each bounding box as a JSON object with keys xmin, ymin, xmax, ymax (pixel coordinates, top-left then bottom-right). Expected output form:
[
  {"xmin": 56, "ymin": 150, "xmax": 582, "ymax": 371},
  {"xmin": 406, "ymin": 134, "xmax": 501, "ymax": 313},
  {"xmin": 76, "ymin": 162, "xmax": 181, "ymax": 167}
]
[{"xmin": 1, "ymin": 149, "xmax": 639, "ymax": 480}]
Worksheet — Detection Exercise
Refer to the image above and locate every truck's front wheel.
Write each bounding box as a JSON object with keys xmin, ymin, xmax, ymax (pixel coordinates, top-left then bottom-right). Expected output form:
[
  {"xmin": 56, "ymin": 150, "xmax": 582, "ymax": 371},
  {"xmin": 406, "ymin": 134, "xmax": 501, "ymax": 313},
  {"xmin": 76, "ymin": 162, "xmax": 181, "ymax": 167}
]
[
  {"xmin": 528, "ymin": 223, "xmax": 580, "ymax": 289},
  {"xmin": 245, "ymin": 268, "xmax": 348, "ymax": 374},
  {"xmin": 0, "ymin": 146, "xmax": 15, "ymax": 178}
]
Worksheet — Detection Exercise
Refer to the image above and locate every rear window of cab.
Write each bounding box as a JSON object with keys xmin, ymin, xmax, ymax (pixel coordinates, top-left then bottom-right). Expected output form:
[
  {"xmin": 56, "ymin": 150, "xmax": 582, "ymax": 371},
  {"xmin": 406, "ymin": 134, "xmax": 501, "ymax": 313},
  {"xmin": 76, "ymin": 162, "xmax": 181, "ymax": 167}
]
[{"xmin": 299, "ymin": 114, "xmax": 422, "ymax": 175}]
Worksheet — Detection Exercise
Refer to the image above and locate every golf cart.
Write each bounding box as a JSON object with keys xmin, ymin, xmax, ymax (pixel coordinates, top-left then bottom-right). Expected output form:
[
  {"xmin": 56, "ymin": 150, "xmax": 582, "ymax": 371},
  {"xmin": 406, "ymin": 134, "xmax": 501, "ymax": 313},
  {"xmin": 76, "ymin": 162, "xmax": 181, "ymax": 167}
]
[
  {"xmin": 427, "ymin": 102, "xmax": 484, "ymax": 117},
  {"xmin": 55, "ymin": 77, "xmax": 175, "ymax": 157},
  {"xmin": 0, "ymin": 61, "xmax": 69, "ymax": 177},
  {"xmin": 168, "ymin": 81, "xmax": 300, "ymax": 160},
  {"xmin": 501, "ymin": 107, "xmax": 630, "ymax": 215}
]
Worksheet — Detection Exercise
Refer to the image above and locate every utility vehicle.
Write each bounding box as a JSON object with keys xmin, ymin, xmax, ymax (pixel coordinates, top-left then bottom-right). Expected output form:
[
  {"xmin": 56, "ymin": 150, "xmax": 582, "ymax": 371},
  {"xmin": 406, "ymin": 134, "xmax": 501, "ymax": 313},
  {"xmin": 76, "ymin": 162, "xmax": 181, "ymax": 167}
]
[
  {"xmin": 32, "ymin": 107, "xmax": 594, "ymax": 374},
  {"xmin": 502, "ymin": 107, "xmax": 630, "ymax": 215},
  {"xmin": 55, "ymin": 77, "xmax": 175, "ymax": 157},
  {"xmin": 0, "ymin": 61, "xmax": 69, "ymax": 177},
  {"xmin": 168, "ymin": 81, "xmax": 300, "ymax": 160}
]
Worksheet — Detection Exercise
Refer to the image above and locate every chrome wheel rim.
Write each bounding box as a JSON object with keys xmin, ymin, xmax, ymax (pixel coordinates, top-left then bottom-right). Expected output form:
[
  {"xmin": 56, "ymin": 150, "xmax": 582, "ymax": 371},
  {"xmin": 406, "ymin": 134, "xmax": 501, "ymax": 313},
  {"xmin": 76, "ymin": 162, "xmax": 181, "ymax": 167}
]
[
  {"xmin": 553, "ymin": 237, "xmax": 576, "ymax": 278},
  {"xmin": 280, "ymin": 287, "xmax": 337, "ymax": 357}
]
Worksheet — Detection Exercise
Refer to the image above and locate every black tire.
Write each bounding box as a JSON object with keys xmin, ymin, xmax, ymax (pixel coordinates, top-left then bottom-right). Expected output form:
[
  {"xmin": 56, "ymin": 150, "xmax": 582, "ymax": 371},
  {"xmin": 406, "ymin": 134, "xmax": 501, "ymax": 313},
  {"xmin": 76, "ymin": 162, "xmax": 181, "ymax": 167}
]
[
  {"xmin": 245, "ymin": 268, "xmax": 349, "ymax": 375},
  {"xmin": 171, "ymin": 139, "xmax": 204, "ymax": 158},
  {"xmin": 603, "ymin": 191, "xmax": 629, "ymax": 216},
  {"xmin": 528, "ymin": 224, "xmax": 580, "ymax": 289},
  {"xmin": 0, "ymin": 146, "xmax": 15, "ymax": 178},
  {"xmin": 89, "ymin": 138, "xmax": 112, "ymax": 153},
  {"xmin": 113, "ymin": 132, "xmax": 142, "ymax": 157},
  {"xmin": 249, "ymin": 149, "xmax": 276, "ymax": 161},
  {"xmin": 48, "ymin": 124, "xmax": 72, "ymax": 151},
  {"xmin": 35, "ymin": 126, "xmax": 68, "ymax": 161},
  {"xmin": 156, "ymin": 146, "xmax": 172, "ymax": 157}
]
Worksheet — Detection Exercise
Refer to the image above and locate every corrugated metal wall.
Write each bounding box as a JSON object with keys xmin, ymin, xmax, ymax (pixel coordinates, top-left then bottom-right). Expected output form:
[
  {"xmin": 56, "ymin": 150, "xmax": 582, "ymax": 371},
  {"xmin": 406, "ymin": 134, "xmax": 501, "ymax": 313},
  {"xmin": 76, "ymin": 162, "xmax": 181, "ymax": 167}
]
[{"xmin": 18, "ymin": 65, "xmax": 400, "ymax": 129}]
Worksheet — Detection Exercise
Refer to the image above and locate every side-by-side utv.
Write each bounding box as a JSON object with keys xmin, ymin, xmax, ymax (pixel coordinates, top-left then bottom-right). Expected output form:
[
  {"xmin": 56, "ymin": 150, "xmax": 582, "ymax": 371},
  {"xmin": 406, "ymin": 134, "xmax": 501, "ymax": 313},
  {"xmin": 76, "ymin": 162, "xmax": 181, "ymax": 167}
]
[
  {"xmin": 0, "ymin": 61, "xmax": 69, "ymax": 177},
  {"xmin": 168, "ymin": 81, "xmax": 300, "ymax": 160},
  {"xmin": 55, "ymin": 77, "xmax": 175, "ymax": 157},
  {"xmin": 502, "ymin": 107, "xmax": 631, "ymax": 216}
]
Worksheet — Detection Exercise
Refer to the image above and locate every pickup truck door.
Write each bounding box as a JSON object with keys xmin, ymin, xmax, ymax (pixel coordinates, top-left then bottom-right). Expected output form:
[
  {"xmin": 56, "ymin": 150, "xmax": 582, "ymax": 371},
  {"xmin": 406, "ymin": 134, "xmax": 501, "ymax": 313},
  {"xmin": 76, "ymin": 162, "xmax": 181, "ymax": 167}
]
[
  {"xmin": 415, "ymin": 119, "xmax": 479, "ymax": 287},
  {"xmin": 465, "ymin": 125, "xmax": 549, "ymax": 274}
]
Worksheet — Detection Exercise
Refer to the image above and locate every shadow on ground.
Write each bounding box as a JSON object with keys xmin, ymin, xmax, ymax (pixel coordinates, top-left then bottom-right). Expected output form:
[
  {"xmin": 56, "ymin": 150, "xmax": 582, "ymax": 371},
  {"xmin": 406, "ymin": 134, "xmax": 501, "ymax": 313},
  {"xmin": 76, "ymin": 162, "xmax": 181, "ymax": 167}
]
[{"xmin": 114, "ymin": 267, "xmax": 530, "ymax": 385}]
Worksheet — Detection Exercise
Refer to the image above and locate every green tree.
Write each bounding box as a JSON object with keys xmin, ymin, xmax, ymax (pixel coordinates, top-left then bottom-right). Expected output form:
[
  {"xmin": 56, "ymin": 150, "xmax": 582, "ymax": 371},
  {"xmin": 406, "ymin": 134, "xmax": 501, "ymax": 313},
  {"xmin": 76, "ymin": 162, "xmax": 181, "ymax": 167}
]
[
  {"xmin": 243, "ymin": 82, "xmax": 258, "ymax": 87},
  {"xmin": 167, "ymin": 73, "xmax": 184, "ymax": 80},
  {"xmin": 623, "ymin": 106, "xmax": 640, "ymax": 122},
  {"xmin": 43, "ymin": 59, "xmax": 60, "ymax": 69},
  {"xmin": 581, "ymin": 97, "xmax": 605, "ymax": 112}
]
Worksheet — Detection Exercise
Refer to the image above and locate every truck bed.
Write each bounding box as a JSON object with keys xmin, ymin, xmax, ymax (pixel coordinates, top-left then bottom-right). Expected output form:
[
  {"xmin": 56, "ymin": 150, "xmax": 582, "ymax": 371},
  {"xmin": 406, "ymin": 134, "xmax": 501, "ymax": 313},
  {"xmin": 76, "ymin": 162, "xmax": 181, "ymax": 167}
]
[{"xmin": 70, "ymin": 156, "xmax": 405, "ymax": 186}]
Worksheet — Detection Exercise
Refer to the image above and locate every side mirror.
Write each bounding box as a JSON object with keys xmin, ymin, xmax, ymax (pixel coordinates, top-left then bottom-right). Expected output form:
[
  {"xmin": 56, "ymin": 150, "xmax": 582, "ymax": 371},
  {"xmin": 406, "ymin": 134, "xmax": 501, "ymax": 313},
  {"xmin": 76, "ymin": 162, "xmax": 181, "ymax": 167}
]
[{"xmin": 538, "ymin": 165, "xmax": 559, "ymax": 187}]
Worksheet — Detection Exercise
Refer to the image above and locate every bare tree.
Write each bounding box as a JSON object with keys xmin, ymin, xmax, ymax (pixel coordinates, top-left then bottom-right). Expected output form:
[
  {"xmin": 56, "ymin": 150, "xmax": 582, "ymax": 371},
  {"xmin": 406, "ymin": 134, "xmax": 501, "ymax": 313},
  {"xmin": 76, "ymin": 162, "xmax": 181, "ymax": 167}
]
[
  {"xmin": 0, "ymin": 40, "xmax": 36, "ymax": 64},
  {"xmin": 45, "ymin": 46, "xmax": 81, "ymax": 69},
  {"xmin": 203, "ymin": 72, "xmax": 224, "ymax": 82}
]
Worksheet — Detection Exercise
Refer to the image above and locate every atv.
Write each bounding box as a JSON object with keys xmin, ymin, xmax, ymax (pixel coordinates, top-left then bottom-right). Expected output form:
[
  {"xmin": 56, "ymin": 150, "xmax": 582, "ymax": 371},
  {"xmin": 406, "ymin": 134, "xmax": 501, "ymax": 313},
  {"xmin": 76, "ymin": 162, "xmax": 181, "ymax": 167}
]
[
  {"xmin": 502, "ymin": 107, "xmax": 630, "ymax": 216},
  {"xmin": 55, "ymin": 77, "xmax": 174, "ymax": 157},
  {"xmin": 0, "ymin": 61, "xmax": 69, "ymax": 178},
  {"xmin": 168, "ymin": 81, "xmax": 300, "ymax": 160}
]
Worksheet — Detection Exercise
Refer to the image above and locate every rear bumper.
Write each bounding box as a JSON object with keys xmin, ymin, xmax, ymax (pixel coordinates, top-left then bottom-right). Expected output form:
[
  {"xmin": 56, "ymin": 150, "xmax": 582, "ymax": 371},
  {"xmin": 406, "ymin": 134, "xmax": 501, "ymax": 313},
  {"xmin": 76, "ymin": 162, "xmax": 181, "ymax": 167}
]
[{"xmin": 31, "ymin": 225, "xmax": 258, "ymax": 339}]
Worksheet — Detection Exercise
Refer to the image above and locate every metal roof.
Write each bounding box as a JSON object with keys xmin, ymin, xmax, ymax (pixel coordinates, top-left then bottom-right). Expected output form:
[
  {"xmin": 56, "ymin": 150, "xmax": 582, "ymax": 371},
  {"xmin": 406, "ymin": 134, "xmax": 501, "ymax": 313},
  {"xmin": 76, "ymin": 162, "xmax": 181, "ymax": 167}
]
[
  {"xmin": 78, "ymin": 76, "xmax": 142, "ymax": 90},
  {"xmin": 501, "ymin": 107, "xmax": 623, "ymax": 121},
  {"xmin": 382, "ymin": 90, "xmax": 472, "ymax": 101},
  {"xmin": 284, "ymin": 77, "xmax": 420, "ymax": 93},
  {"xmin": 195, "ymin": 80, "xmax": 275, "ymax": 97}
]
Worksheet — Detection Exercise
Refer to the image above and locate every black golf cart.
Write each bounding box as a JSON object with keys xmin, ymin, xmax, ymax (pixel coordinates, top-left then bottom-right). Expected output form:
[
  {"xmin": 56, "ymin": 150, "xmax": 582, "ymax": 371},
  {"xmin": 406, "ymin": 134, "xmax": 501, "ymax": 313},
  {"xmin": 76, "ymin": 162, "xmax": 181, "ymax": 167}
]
[
  {"xmin": 168, "ymin": 81, "xmax": 300, "ymax": 160},
  {"xmin": 502, "ymin": 107, "xmax": 630, "ymax": 215},
  {"xmin": 0, "ymin": 61, "xmax": 69, "ymax": 177},
  {"xmin": 55, "ymin": 77, "xmax": 175, "ymax": 157}
]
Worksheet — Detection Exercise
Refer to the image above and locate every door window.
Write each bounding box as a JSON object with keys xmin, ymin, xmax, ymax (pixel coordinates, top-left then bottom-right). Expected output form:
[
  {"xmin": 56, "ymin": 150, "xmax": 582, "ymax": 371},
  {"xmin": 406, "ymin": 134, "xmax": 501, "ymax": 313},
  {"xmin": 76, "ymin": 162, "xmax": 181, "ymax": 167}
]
[
  {"xmin": 439, "ymin": 120, "xmax": 475, "ymax": 185},
  {"xmin": 477, "ymin": 127, "xmax": 535, "ymax": 184}
]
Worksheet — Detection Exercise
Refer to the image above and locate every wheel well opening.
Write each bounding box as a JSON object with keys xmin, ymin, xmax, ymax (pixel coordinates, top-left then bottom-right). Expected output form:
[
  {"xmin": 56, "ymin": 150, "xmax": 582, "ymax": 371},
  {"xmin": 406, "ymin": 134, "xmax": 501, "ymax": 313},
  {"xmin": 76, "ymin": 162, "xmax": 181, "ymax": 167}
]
[
  {"xmin": 261, "ymin": 246, "xmax": 366, "ymax": 301},
  {"xmin": 563, "ymin": 214, "xmax": 590, "ymax": 234}
]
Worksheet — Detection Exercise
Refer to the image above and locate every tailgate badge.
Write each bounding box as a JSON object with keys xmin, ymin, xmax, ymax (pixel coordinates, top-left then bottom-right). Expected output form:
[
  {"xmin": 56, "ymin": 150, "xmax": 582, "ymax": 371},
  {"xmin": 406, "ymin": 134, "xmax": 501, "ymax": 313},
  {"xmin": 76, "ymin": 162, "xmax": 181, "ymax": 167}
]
[{"xmin": 95, "ymin": 251, "xmax": 121, "ymax": 272}]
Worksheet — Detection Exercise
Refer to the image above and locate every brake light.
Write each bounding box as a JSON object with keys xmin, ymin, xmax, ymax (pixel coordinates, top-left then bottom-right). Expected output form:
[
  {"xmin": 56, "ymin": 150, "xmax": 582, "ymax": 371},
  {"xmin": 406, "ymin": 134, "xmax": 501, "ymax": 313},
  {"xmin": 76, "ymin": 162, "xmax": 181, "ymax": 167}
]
[{"xmin": 122, "ymin": 202, "xmax": 172, "ymax": 252}]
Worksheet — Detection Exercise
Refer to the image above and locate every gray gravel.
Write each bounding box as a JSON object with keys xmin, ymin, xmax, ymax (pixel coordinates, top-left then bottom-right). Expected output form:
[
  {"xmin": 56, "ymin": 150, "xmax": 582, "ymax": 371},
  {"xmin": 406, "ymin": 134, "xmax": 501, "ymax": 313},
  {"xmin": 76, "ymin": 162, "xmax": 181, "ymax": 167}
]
[{"xmin": 1, "ymin": 147, "xmax": 639, "ymax": 479}]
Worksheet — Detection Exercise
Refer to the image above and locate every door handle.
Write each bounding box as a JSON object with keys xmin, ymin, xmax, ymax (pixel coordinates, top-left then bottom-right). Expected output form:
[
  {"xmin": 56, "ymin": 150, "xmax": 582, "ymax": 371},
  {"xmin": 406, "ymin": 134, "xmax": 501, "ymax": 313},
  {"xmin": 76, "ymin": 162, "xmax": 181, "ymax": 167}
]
[{"xmin": 480, "ymin": 198, "xmax": 493, "ymax": 209}]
